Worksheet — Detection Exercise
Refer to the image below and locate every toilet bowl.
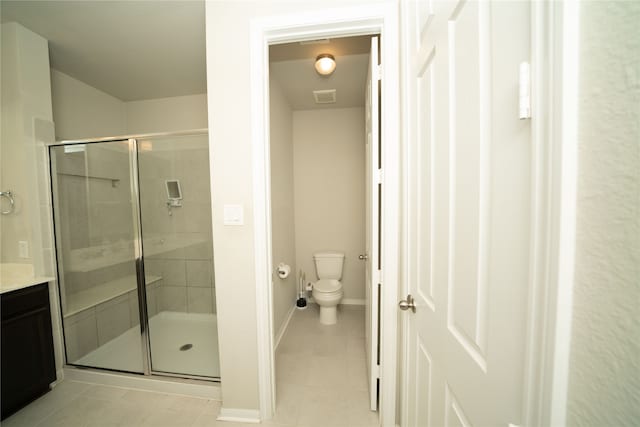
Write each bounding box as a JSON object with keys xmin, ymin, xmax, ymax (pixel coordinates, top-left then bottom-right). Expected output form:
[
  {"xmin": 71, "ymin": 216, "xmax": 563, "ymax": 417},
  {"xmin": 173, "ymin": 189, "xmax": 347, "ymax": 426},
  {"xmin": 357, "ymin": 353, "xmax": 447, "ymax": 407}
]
[
  {"xmin": 312, "ymin": 279, "xmax": 343, "ymax": 325},
  {"xmin": 312, "ymin": 252, "xmax": 345, "ymax": 325}
]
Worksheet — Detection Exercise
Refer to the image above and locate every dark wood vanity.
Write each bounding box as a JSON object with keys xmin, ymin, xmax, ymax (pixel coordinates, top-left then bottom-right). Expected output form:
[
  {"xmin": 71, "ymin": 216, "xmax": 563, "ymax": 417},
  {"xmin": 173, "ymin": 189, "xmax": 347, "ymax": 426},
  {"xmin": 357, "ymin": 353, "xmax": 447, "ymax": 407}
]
[{"xmin": 1, "ymin": 282, "xmax": 56, "ymax": 420}]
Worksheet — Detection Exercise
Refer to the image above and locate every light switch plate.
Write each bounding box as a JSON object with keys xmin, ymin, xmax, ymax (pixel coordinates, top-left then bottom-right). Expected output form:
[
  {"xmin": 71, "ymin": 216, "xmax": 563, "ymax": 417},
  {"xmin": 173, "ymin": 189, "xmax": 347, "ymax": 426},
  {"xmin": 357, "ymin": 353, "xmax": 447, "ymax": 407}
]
[
  {"xmin": 224, "ymin": 204, "xmax": 244, "ymax": 226},
  {"xmin": 18, "ymin": 240, "xmax": 29, "ymax": 258}
]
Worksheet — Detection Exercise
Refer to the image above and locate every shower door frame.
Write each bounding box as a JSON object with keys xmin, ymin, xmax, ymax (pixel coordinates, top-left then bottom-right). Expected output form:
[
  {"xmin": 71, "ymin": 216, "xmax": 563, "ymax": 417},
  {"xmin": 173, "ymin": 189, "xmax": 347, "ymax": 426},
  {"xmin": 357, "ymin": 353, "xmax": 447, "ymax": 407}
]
[{"xmin": 48, "ymin": 129, "xmax": 218, "ymax": 382}]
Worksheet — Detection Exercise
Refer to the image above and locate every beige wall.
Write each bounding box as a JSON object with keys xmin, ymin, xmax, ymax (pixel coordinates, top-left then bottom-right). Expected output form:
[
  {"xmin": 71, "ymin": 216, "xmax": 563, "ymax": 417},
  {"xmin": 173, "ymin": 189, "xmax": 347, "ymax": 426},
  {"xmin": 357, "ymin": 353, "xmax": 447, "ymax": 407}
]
[
  {"xmin": 51, "ymin": 70, "xmax": 127, "ymax": 140},
  {"xmin": 1, "ymin": 23, "xmax": 32, "ymax": 264},
  {"xmin": 125, "ymin": 94, "xmax": 208, "ymax": 134},
  {"xmin": 0, "ymin": 22, "xmax": 63, "ymax": 377},
  {"xmin": 566, "ymin": 2, "xmax": 640, "ymax": 425},
  {"xmin": 293, "ymin": 108, "xmax": 366, "ymax": 301},
  {"xmin": 269, "ymin": 79, "xmax": 297, "ymax": 338},
  {"xmin": 51, "ymin": 70, "xmax": 207, "ymax": 139},
  {"xmin": 0, "ymin": 23, "xmax": 55, "ymax": 273}
]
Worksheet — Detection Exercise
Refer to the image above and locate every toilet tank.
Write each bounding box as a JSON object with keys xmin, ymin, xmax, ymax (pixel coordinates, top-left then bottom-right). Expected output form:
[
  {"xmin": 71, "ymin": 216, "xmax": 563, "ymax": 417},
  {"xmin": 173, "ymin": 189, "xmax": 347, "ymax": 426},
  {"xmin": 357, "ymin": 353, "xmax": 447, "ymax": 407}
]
[{"xmin": 313, "ymin": 252, "xmax": 345, "ymax": 280}]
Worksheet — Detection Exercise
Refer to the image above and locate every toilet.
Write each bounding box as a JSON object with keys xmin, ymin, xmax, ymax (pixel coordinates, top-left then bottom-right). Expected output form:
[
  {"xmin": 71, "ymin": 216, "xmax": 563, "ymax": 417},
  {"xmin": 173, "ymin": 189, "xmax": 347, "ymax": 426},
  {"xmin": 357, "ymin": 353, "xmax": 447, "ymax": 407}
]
[{"xmin": 312, "ymin": 251, "xmax": 345, "ymax": 325}]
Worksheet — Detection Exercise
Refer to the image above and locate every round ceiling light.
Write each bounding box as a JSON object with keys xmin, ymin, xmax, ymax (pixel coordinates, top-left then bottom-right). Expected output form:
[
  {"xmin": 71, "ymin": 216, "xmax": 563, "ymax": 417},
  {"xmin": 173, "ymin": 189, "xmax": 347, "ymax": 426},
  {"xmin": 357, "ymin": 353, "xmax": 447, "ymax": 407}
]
[{"xmin": 315, "ymin": 53, "xmax": 336, "ymax": 76}]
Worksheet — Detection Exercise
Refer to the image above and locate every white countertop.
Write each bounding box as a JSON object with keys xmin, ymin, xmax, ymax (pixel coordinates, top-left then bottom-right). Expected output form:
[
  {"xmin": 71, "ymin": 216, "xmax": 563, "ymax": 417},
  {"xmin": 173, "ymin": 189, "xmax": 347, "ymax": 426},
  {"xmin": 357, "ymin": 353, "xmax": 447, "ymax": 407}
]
[{"xmin": 0, "ymin": 263, "xmax": 55, "ymax": 295}]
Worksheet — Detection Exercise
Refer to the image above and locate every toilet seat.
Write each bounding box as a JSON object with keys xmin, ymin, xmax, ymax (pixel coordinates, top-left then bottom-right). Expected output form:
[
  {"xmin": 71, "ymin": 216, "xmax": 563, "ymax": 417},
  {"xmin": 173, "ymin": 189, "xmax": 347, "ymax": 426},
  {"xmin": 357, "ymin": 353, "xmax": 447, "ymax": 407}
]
[{"xmin": 314, "ymin": 279, "xmax": 342, "ymax": 293}]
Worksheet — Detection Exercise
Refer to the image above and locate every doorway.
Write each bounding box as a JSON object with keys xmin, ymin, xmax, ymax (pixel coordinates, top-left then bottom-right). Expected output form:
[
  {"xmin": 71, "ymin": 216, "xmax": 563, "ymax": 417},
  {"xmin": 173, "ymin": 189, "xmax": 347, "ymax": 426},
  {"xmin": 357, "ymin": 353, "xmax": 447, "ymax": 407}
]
[
  {"xmin": 249, "ymin": 5, "xmax": 400, "ymax": 424},
  {"xmin": 268, "ymin": 34, "xmax": 380, "ymax": 424}
]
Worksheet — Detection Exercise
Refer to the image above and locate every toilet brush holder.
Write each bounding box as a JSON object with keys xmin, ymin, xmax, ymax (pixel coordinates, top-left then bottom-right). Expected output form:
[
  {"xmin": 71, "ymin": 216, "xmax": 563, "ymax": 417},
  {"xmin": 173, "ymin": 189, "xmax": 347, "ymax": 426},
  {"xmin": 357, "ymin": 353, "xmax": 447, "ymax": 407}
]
[{"xmin": 296, "ymin": 291, "xmax": 307, "ymax": 309}]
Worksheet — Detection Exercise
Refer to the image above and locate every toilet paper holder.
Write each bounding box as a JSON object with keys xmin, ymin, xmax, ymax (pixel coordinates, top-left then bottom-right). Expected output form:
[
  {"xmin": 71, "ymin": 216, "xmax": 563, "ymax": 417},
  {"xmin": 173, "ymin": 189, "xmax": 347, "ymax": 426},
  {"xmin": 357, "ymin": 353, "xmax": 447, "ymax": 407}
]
[{"xmin": 276, "ymin": 262, "xmax": 291, "ymax": 279}]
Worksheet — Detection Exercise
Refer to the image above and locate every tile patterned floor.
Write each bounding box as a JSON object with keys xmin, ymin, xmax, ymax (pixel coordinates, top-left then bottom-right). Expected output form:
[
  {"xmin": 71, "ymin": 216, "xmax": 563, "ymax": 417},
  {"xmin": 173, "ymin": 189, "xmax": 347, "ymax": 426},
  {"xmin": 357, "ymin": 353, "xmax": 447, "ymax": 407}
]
[
  {"xmin": 1, "ymin": 304, "xmax": 377, "ymax": 427},
  {"xmin": 270, "ymin": 304, "xmax": 378, "ymax": 427}
]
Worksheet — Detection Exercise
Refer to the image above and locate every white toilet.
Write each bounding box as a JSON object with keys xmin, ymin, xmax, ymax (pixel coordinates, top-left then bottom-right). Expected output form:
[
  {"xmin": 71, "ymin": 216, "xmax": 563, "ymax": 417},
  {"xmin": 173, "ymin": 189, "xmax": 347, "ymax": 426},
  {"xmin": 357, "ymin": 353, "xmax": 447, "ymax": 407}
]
[{"xmin": 312, "ymin": 251, "xmax": 345, "ymax": 325}]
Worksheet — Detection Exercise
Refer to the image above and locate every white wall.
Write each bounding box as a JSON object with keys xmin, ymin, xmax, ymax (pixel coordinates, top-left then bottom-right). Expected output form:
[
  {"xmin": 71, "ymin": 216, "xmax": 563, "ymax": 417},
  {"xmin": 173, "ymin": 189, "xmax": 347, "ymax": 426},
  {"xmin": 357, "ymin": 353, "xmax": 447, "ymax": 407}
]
[
  {"xmin": 0, "ymin": 21, "xmax": 64, "ymax": 380},
  {"xmin": 269, "ymin": 79, "xmax": 297, "ymax": 338},
  {"xmin": 51, "ymin": 70, "xmax": 126, "ymax": 140},
  {"xmin": 0, "ymin": 23, "xmax": 55, "ymax": 274},
  {"xmin": 1, "ymin": 23, "xmax": 32, "ymax": 264},
  {"xmin": 125, "ymin": 94, "xmax": 208, "ymax": 134},
  {"xmin": 566, "ymin": 2, "xmax": 640, "ymax": 425},
  {"xmin": 293, "ymin": 108, "xmax": 365, "ymax": 301}
]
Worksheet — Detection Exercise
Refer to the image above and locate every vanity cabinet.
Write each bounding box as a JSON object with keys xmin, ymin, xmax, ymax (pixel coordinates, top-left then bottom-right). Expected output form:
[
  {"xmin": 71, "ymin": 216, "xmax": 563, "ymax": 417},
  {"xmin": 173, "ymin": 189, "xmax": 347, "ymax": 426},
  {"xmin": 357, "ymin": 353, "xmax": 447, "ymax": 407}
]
[{"xmin": 1, "ymin": 283, "xmax": 56, "ymax": 420}]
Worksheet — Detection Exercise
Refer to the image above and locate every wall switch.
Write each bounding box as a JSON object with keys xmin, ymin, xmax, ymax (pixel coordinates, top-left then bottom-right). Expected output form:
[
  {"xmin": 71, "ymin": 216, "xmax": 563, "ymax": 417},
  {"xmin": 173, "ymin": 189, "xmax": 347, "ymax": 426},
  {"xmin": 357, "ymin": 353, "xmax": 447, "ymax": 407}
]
[
  {"xmin": 223, "ymin": 204, "xmax": 244, "ymax": 226},
  {"xmin": 18, "ymin": 240, "xmax": 29, "ymax": 258}
]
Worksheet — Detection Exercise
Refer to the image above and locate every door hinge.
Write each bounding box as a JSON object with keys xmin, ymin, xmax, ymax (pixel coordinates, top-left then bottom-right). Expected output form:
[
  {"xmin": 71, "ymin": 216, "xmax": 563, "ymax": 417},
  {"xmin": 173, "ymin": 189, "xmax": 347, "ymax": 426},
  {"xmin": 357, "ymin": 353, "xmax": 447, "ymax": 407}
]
[
  {"xmin": 375, "ymin": 270, "xmax": 382, "ymax": 285},
  {"xmin": 375, "ymin": 169, "xmax": 383, "ymax": 184},
  {"xmin": 375, "ymin": 363, "xmax": 381, "ymax": 378},
  {"xmin": 376, "ymin": 64, "xmax": 382, "ymax": 81}
]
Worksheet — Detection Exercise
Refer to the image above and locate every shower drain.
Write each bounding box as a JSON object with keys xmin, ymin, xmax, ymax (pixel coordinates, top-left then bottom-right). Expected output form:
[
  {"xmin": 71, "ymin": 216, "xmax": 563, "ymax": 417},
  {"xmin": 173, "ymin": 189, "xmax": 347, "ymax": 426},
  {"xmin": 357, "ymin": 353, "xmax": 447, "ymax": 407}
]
[{"xmin": 179, "ymin": 344, "xmax": 193, "ymax": 351}]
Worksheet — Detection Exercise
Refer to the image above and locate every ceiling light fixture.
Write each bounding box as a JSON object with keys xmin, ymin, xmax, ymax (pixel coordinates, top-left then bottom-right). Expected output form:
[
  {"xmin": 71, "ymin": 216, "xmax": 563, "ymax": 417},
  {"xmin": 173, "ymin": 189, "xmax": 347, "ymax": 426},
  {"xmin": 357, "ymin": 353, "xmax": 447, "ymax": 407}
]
[{"xmin": 315, "ymin": 53, "xmax": 336, "ymax": 76}]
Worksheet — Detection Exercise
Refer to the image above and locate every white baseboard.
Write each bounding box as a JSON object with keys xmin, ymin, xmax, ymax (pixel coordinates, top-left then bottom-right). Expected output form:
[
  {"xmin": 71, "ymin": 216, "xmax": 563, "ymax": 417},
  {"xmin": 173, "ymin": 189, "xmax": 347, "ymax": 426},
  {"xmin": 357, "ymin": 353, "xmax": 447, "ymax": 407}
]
[
  {"xmin": 217, "ymin": 408, "xmax": 260, "ymax": 423},
  {"xmin": 274, "ymin": 304, "xmax": 296, "ymax": 351},
  {"xmin": 341, "ymin": 298, "xmax": 366, "ymax": 306},
  {"xmin": 63, "ymin": 367, "xmax": 221, "ymax": 400},
  {"xmin": 307, "ymin": 297, "xmax": 366, "ymax": 306}
]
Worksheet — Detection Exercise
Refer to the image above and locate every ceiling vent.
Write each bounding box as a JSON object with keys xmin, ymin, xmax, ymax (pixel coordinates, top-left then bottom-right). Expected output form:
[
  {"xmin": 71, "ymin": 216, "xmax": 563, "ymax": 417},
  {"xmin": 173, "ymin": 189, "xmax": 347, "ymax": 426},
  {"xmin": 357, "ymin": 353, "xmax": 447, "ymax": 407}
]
[{"xmin": 313, "ymin": 89, "xmax": 337, "ymax": 104}]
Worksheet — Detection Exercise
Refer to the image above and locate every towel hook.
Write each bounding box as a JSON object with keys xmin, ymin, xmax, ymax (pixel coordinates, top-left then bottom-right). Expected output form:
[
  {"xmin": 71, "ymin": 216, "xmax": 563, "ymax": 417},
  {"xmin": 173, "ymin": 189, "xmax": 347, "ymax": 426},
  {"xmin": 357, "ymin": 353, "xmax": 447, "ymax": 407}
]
[{"xmin": 0, "ymin": 190, "xmax": 15, "ymax": 215}]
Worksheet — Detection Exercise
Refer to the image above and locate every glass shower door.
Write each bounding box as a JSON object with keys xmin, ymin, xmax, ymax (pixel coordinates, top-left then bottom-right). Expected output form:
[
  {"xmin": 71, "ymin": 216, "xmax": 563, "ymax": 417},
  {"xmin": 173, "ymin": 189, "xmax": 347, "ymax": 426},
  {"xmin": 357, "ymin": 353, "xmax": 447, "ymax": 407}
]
[
  {"xmin": 137, "ymin": 133, "xmax": 220, "ymax": 378},
  {"xmin": 50, "ymin": 140, "xmax": 146, "ymax": 373}
]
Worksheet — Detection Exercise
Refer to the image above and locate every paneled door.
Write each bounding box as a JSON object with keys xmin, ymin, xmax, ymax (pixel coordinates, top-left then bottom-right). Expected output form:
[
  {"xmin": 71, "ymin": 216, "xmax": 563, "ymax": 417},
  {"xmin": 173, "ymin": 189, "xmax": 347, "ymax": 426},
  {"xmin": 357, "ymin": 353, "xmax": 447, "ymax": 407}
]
[
  {"xmin": 365, "ymin": 35, "xmax": 381, "ymax": 412},
  {"xmin": 402, "ymin": 1, "xmax": 532, "ymax": 425}
]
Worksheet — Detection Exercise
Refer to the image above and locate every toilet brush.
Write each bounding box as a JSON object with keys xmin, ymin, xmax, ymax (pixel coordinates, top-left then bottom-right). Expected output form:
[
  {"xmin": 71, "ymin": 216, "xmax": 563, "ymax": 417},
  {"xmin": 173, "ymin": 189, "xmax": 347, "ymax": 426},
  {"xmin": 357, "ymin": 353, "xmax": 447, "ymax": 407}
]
[{"xmin": 296, "ymin": 270, "xmax": 307, "ymax": 309}]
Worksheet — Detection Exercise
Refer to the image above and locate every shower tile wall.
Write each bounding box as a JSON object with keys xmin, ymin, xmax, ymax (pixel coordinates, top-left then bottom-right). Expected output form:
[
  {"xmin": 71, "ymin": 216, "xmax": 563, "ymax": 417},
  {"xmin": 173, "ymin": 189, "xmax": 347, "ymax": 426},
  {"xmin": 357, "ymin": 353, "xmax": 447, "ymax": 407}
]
[
  {"xmin": 63, "ymin": 281, "xmax": 161, "ymax": 361},
  {"xmin": 54, "ymin": 143, "xmax": 146, "ymax": 363},
  {"xmin": 54, "ymin": 144, "xmax": 136, "ymax": 301},
  {"xmin": 138, "ymin": 141, "xmax": 216, "ymax": 315}
]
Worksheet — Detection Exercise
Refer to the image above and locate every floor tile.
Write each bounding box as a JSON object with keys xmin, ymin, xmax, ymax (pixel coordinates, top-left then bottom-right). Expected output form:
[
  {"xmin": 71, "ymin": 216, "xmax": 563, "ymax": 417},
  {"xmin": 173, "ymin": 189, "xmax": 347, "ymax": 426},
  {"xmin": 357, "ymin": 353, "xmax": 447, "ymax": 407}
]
[
  {"xmin": 306, "ymin": 356, "xmax": 349, "ymax": 387},
  {"xmin": 296, "ymin": 386, "xmax": 351, "ymax": 427},
  {"xmin": 6, "ymin": 304, "xmax": 377, "ymax": 427},
  {"xmin": 271, "ymin": 303, "xmax": 378, "ymax": 427},
  {"xmin": 83, "ymin": 384, "xmax": 129, "ymax": 401},
  {"xmin": 347, "ymin": 336, "xmax": 367, "ymax": 360},
  {"xmin": 347, "ymin": 357, "xmax": 369, "ymax": 391}
]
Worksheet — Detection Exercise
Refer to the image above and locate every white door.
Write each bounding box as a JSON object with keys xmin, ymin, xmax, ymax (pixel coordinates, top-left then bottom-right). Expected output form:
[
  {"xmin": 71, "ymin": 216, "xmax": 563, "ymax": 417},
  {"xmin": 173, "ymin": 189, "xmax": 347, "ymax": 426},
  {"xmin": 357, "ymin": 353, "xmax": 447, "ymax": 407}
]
[
  {"xmin": 365, "ymin": 35, "xmax": 381, "ymax": 412},
  {"xmin": 402, "ymin": 1, "xmax": 532, "ymax": 426}
]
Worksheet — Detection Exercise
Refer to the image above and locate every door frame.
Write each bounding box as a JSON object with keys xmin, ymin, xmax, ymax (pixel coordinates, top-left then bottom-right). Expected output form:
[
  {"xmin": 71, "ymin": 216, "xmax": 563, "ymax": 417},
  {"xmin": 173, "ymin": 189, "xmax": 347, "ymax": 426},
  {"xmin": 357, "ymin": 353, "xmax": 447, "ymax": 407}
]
[
  {"xmin": 521, "ymin": 2, "xmax": 580, "ymax": 426},
  {"xmin": 249, "ymin": 3, "xmax": 400, "ymax": 424},
  {"xmin": 397, "ymin": 1, "xmax": 580, "ymax": 426}
]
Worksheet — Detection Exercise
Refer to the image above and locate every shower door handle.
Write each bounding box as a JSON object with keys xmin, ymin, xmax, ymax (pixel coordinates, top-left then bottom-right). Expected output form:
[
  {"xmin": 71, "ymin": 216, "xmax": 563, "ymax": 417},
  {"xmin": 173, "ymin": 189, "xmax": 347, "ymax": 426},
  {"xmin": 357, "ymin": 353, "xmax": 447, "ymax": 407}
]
[{"xmin": 0, "ymin": 190, "xmax": 14, "ymax": 215}]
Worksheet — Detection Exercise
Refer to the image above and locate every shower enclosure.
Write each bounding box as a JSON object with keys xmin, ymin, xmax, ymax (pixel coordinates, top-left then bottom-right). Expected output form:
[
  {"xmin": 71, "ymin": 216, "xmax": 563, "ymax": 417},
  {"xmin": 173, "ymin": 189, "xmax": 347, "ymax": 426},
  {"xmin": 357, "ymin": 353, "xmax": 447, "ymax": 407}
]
[{"xmin": 49, "ymin": 131, "xmax": 219, "ymax": 380}]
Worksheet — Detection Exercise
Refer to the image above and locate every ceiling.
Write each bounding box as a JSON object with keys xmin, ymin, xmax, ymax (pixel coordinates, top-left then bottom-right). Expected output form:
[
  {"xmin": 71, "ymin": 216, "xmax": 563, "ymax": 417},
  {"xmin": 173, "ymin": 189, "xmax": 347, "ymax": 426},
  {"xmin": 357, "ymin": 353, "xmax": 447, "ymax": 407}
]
[
  {"xmin": 269, "ymin": 36, "xmax": 372, "ymax": 110},
  {"xmin": 0, "ymin": 4, "xmax": 371, "ymax": 107},
  {"xmin": 0, "ymin": 1, "xmax": 206, "ymax": 101}
]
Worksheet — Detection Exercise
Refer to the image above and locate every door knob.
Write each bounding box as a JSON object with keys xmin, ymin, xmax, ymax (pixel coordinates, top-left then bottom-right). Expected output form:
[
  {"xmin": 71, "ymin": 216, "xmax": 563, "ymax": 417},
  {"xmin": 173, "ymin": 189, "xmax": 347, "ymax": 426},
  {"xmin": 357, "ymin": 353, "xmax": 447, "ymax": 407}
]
[
  {"xmin": 398, "ymin": 294, "xmax": 416, "ymax": 313},
  {"xmin": 358, "ymin": 254, "xmax": 369, "ymax": 260}
]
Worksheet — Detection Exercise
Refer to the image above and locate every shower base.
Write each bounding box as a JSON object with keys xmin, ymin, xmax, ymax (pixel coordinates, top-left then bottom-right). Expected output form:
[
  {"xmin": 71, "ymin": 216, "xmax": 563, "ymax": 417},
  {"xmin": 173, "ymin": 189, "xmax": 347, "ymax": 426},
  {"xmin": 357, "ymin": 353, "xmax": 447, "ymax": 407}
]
[{"xmin": 76, "ymin": 311, "xmax": 220, "ymax": 378}]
